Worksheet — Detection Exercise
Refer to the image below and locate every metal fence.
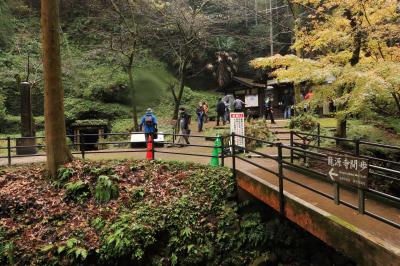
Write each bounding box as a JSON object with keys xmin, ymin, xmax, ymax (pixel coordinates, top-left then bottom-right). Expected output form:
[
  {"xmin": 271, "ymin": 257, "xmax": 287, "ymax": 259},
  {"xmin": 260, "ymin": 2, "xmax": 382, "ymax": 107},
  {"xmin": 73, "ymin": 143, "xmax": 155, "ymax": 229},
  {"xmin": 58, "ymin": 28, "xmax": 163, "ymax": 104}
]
[
  {"xmin": 0, "ymin": 131, "xmax": 399, "ymax": 229},
  {"xmin": 231, "ymin": 132, "xmax": 399, "ymax": 229},
  {"xmin": 0, "ymin": 132, "xmax": 223, "ymax": 166}
]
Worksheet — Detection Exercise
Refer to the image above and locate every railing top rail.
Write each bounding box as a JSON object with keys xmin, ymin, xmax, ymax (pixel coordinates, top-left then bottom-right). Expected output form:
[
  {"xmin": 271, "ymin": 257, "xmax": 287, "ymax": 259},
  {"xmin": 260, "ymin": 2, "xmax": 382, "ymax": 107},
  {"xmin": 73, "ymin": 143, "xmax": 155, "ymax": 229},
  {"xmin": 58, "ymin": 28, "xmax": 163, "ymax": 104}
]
[
  {"xmin": 294, "ymin": 130, "xmax": 400, "ymax": 151},
  {"xmin": 232, "ymin": 133, "xmax": 276, "ymax": 146}
]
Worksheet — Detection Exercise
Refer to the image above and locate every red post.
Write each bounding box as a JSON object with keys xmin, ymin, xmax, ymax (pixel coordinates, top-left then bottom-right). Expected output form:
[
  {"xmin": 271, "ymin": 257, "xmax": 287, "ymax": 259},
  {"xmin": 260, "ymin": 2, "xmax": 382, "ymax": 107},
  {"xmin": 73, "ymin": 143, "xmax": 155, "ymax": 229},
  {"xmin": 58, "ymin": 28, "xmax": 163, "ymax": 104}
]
[{"xmin": 146, "ymin": 135, "xmax": 154, "ymax": 160}]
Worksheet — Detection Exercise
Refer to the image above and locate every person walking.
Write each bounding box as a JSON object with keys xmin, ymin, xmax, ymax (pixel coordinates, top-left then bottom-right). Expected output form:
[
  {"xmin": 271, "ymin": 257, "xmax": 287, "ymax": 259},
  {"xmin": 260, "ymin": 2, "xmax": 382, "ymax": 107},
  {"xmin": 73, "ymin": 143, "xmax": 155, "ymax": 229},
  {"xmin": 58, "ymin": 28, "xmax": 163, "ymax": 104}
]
[
  {"xmin": 203, "ymin": 102, "xmax": 209, "ymax": 123},
  {"xmin": 265, "ymin": 95, "xmax": 275, "ymax": 124},
  {"xmin": 216, "ymin": 98, "xmax": 226, "ymax": 126},
  {"xmin": 224, "ymin": 100, "xmax": 231, "ymax": 123},
  {"xmin": 196, "ymin": 102, "xmax": 204, "ymax": 132},
  {"xmin": 233, "ymin": 97, "xmax": 245, "ymax": 112},
  {"xmin": 282, "ymin": 91, "xmax": 294, "ymax": 119},
  {"xmin": 177, "ymin": 107, "xmax": 190, "ymax": 145},
  {"xmin": 139, "ymin": 108, "xmax": 158, "ymax": 141}
]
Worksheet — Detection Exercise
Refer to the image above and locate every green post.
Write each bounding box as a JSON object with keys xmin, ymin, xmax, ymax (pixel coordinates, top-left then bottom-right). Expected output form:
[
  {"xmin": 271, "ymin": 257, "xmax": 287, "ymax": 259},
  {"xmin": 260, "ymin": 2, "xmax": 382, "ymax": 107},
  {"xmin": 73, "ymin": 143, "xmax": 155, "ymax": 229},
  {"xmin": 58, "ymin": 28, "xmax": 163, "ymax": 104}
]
[{"xmin": 210, "ymin": 136, "xmax": 222, "ymax": 167}]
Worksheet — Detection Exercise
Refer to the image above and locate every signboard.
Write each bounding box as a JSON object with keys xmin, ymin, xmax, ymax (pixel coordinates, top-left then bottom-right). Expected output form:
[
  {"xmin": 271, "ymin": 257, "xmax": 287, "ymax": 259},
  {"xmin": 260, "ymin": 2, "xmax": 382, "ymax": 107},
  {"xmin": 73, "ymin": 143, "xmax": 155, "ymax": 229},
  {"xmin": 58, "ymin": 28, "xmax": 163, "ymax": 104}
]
[
  {"xmin": 245, "ymin": 94, "xmax": 259, "ymax": 107},
  {"xmin": 327, "ymin": 154, "xmax": 369, "ymax": 189},
  {"xmin": 230, "ymin": 113, "xmax": 245, "ymax": 149},
  {"xmin": 130, "ymin": 133, "xmax": 164, "ymax": 143}
]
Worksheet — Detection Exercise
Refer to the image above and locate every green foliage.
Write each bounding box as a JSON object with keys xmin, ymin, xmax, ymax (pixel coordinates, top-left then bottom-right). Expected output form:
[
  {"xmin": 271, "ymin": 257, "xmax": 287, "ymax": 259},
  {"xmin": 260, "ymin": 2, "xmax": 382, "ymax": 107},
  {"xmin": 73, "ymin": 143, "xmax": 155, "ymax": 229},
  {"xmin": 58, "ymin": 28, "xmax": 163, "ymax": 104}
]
[
  {"xmin": 91, "ymin": 217, "xmax": 106, "ymax": 231},
  {"xmin": 0, "ymin": 93, "xmax": 6, "ymax": 124},
  {"xmin": 0, "ymin": 0, "xmax": 14, "ymax": 49},
  {"xmin": 155, "ymin": 87, "xmax": 219, "ymax": 118},
  {"xmin": 245, "ymin": 120, "xmax": 272, "ymax": 149},
  {"xmin": 64, "ymin": 98, "xmax": 130, "ymax": 124},
  {"xmin": 64, "ymin": 181, "xmax": 90, "ymax": 203},
  {"xmin": 40, "ymin": 237, "xmax": 88, "ymax": 264},
  {"xmin": 54, "ymin": 167, "xmax": 75, "ymax": 187},
  {"xmin": 95, "ymin": 175, "xmax": 119, "ymax": 203},
  {"xmin": 0, "ymin": 227, "xmax": 14, "ymax": 265},
  {"xmin": 289, "ymin": 113, "xmax": 318, "ymax": 131}
]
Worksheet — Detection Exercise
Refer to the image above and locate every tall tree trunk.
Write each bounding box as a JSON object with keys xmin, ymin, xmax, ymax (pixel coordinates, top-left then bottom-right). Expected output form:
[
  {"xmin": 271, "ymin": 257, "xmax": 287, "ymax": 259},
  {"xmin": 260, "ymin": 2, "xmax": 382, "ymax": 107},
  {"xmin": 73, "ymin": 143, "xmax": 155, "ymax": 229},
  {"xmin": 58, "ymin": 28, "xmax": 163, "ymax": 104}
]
[
  {"xmin": 173, "ymin": 62, "xmax": 187, "ymax": 120},
  {"xmin": 392, "ymin": 92, "xmax": 400, "ymax": 116},
  {"xmin": 41, "ymin": 0, "xmax": 72, "ymax": 178},
  {"xmin": 336, "ymin": 116, "xmax": 347, "ymax": 138},
  {"xmin": 127, "ymin": 55, "xmax": 139, "ymax": 131}
]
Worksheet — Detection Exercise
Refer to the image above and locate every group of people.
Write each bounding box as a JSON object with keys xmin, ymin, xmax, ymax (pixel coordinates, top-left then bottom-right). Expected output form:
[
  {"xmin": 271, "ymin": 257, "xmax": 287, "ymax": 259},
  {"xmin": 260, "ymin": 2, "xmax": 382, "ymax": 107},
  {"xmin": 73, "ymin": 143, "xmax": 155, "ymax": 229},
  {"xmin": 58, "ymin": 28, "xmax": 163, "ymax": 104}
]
[
  {"xmin": 215, "ymin": 97, "xmax": 246, "ymax": 126},
  {"xmin": 138, "ymin": 90, "xmax": 306, "ymax": 144}
]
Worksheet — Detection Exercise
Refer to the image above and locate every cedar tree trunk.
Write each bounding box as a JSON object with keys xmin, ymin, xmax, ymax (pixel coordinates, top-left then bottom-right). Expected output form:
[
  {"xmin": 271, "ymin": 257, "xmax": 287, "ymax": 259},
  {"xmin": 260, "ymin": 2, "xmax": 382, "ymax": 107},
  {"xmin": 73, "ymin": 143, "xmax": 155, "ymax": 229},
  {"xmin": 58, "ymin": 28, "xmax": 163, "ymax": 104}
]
[{"xmin": 41, "ymin": 0, "xmax": 73, "ymax": 178}]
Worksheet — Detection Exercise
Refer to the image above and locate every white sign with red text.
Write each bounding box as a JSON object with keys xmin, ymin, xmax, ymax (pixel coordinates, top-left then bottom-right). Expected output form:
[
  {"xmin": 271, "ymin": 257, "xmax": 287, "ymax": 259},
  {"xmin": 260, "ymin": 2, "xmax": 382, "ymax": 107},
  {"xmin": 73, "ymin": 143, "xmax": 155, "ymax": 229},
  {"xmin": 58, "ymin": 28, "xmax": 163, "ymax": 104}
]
[{"xmin": 230, "ymin": 112, "xmax": 245, "ymax": 148}]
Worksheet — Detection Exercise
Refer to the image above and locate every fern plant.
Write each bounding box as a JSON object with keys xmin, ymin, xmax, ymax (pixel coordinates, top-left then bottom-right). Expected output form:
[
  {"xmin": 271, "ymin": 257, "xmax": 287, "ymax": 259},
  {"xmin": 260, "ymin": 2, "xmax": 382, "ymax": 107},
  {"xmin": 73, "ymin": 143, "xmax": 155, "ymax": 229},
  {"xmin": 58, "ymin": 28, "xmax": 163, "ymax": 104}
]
[
  {"xmin": 95, "ymin": 175, "xmax": 119, "ymax": 203},
  {"xmin": 64, "ymin": 181, "xmax": 90, "ymax": 203},
  {"xmin": 54, "ymin": 167, "xmax": 75, "ymax": 187},
  {"xmin": 0, "ymin": 227, "xmax": 14, "ymax": 265}
]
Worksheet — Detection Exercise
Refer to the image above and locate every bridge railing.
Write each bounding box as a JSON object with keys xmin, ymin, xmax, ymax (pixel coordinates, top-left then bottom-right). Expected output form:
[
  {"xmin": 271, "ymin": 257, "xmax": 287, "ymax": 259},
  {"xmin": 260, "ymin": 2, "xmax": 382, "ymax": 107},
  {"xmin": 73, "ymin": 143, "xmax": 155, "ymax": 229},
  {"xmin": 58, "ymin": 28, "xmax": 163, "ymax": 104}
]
[
  {"xmin": 290, "ymin": 131, "xmax": 400, "ymax": 192},
  {"xmin": 0, "ymin": 131, "xmax": 398, "ymax": 228},
  {"xmin": 231, "ymin": 133, "xmax": 400, "ymax": 230}
]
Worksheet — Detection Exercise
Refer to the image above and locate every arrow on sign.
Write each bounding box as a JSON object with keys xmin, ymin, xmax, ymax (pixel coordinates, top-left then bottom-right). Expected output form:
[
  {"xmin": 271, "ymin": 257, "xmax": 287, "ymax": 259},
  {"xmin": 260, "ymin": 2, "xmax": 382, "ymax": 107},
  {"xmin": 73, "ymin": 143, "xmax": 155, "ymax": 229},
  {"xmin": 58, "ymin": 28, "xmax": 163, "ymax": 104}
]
[{"xmin": 329, "ymin": 168, "xmax": 338, "ymax": 181}]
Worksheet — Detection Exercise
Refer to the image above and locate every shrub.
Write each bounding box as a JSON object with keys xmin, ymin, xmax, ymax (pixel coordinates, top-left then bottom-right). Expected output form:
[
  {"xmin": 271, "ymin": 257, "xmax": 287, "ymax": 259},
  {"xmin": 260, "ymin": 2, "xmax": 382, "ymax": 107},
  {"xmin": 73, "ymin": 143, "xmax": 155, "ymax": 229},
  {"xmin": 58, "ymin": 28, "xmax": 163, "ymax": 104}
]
[
  {"xmin": 289, "ymin": 114, "xmax": 318, "ymax": 131},
  {"xmin": 64, "ymin": 181, "xmax": 90, "ymax": 203},
  {"xmin": 0, "ymin": 227, "xmax": 14, "ymax": 265},
  {"xmin": 54, "ymin": 167, "xmax": 75, "ymax": 187},
  {"xmin": 64, "ymin": 98, "xmax": 130, "ymax": 125},
  {"xmin": 246, "ymin": 119, "xmax": 272, "ymax": 149},
  {"xmin": 95, "ymin": 175, "xmax": 119, "ymax": 203}
]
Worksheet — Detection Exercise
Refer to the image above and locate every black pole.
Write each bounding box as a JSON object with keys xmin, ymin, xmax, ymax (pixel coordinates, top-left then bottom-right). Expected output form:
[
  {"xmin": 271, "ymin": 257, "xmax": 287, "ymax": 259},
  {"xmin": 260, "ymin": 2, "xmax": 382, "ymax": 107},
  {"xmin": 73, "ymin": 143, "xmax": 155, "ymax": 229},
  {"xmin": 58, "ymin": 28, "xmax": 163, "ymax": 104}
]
[
  {"xmin": 303, "ymin": 136, "xmax": 307, "ymax": 165},
  {"xmin": 334, "ymin": 182, "xmax": 340, "ymax": 205},
  {"xmin": 277, "ymin": 143, "xmax": 285, "ymax": 216},
  {"xmin": 317, "ymin": 123, "xmax": 321, "ymax": 147},
  {"xmin": 290, "ymin": 131, "xmax": 294, "ymax": 163},
  {"xmin": 221, "ymin": 136, "xmax": 225, "ymax": 167},
  {"xmin": 358, "ymin": 189, "xmax": 365, "ymax": 214},
  {"xmin": 151, "ymin": 133, "xmax": 155, "ymax": 160},
  {"xmin": 232, "ymin": 133, "xmax": 236, "ymax": 179},
  {"xmin": 7, "ymin": 137, "xmax": 11, "ymax": 166},
  {"xmin": 354, "ymin": 138, "xmax": 360, "ymax": 156},
  {"xmin": 81, "ymin": 133, "xmax": 85, "ymax": 159}
]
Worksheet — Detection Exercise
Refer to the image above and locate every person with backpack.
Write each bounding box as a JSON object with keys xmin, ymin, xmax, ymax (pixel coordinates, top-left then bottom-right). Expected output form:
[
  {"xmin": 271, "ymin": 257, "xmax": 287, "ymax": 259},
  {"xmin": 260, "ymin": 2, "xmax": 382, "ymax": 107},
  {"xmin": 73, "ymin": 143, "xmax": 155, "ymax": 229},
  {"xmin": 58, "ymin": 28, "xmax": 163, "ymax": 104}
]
[
  {"xmin": 196, "ymin": 102, "xmax": 204, "ymax": 132},
  {"xmin": 216, "ymin": 98, "xmax": 226, "ymax": 126},
  {"xmin": 139, "ymin": 108, "xmax": 158, "ymax": 141},
  {"xmin": 233, "ymin": 98, "xmax": 245, "ymax": 112},
  {"xmin": 177, "ymin": 107, "xmax": 190, "ymax": 145}
]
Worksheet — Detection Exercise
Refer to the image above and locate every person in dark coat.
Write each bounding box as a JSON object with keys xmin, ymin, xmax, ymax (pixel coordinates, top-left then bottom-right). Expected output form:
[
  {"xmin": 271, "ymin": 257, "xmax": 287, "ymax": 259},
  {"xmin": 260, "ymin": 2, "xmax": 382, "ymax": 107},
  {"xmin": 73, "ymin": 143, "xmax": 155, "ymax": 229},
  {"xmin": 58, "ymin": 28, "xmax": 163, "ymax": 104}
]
[
  {"xmin": 178, "ymin": 107, "xmax": 190, "ymax": 145},
  {"xmin": 265, "ymin": 95, "xmax": 275, "ymax": 124},
  {"xmin": 216, "ymin": 98, "xmax": 226, "ymax": 126},
  {"xmin": 282, "ymin": 91, "xmax": 294, "ymax": 119}
]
